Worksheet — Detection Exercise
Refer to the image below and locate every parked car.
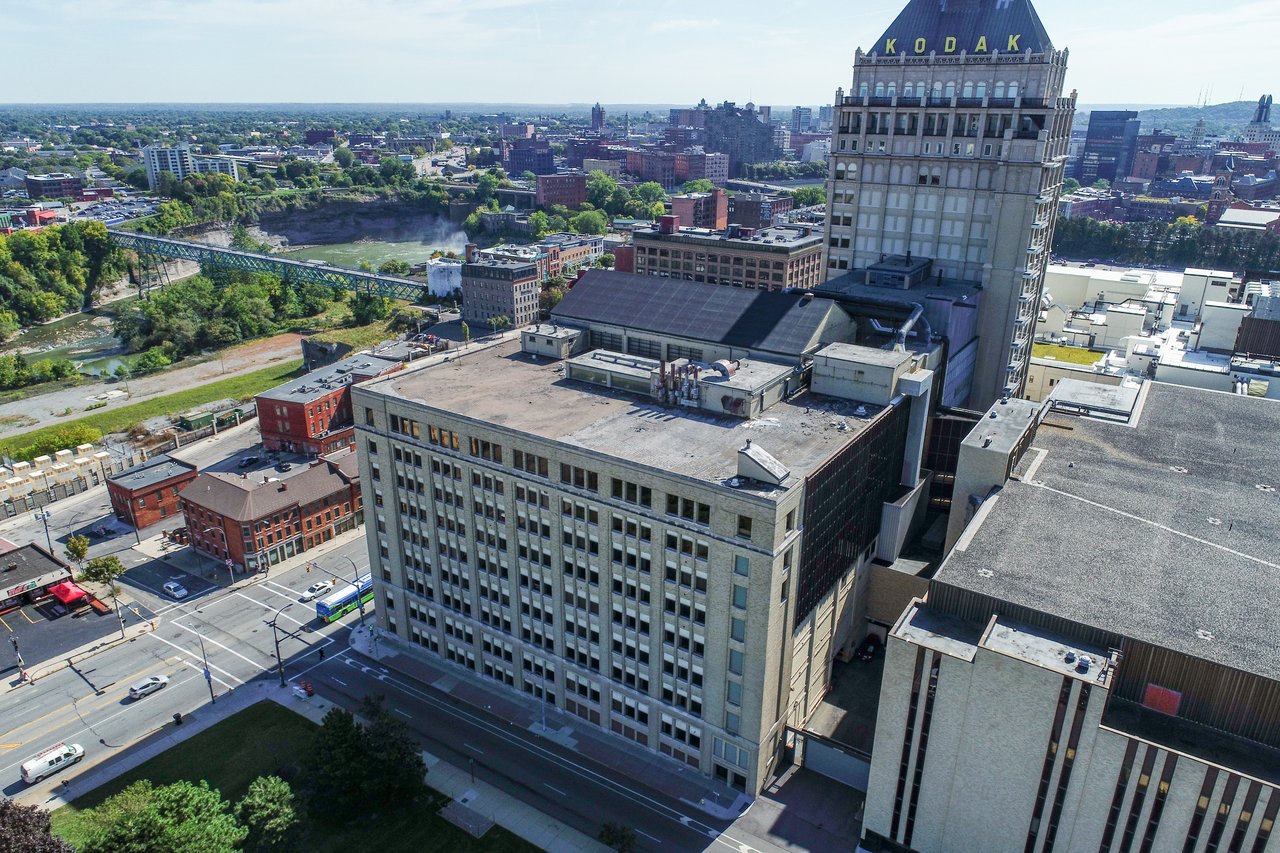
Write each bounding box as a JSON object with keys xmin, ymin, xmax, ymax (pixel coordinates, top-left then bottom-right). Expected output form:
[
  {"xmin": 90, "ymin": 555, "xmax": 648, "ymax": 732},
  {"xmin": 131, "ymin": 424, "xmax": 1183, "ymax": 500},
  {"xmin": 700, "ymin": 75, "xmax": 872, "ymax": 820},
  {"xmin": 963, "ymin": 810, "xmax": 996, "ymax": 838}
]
[
  {"xmin": 301, "ymin": 580, "xmax": 334, "ymax": 602},
  {"xmin": 276, "ymin": 461, "xmax": 293, "ymax": 471},
  {"xmin": 856, "ymin": 634, "xmax": 883, "ymax": 662},
  {"xmin": 163, "ymin": 581, "xmax": 189, "ymax": 600},
  {"xmin": 238, "ymin": 455, "xmax": 260, "ymax": 468},
  {"xmin": 128, "ymin": 675, "xmax": 170, "ymax": 700}
]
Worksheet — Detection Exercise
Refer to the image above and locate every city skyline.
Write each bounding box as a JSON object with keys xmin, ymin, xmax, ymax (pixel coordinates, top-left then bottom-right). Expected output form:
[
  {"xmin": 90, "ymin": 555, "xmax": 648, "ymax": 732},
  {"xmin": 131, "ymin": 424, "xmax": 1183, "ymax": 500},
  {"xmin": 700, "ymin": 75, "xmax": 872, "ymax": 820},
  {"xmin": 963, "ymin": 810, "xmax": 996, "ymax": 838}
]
[{"xmin": 11, "ymin": 0, "xmax": 1278, "ymax": 107}]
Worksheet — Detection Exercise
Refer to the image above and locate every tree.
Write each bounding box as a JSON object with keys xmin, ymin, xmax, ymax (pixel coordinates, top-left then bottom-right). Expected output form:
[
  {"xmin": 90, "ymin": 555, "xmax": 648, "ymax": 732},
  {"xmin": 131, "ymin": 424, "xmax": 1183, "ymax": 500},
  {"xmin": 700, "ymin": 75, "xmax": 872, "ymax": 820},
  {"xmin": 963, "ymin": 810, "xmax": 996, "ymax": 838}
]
[
  {"xmin": 791, "ymin": 186, "xmax": 825, "ymax": 207},
  {"xmin": 81, "ymin": 780, "xmax": 246, "ymax": 853},
  {"xmin": 1092, "ymin": 178, "xmax": 1111, "ymax": 191},
  {"xmin": 236, "ymin": 776, "xmax": 302, "ymax": 853},
  {"xmin": 359, "ymin": 696, "xmax": 428, "ymax": 808},
  {"xmin": 681, "ymin": 179, "xmax": 715, "ymax": 194},
  {"xmin": 599, "ymin": 822, "xmax": 638, "ymax": 853},
  {"xmin": 475, "ymin": 172, "xmax": 499, "ymax": 203},
  {"xmin": 133, "ymin": 346, "xmax": 172, "ymax": 374},
  {"xmin": 586, "ymin": 170, "xmax": 619, "ymax": 210},
  {"xmin": 65, "ymin": 534, "xmax": 90, "ymax": 570},
  {"xmin": 569, "ymin": 210, "xmax": 608, "ymax": 235},
  {"xmin": 377, "ymin": 259, "xmax": 411, "ymax": 276},
  {"xmin": 487, "ymin": 315, "xmax": 511, "ymax": 334},
  {"xmin": 633, "ymin": 182, "xmax": 666, "ymax": 204},
  {"xmin": 598, "ymin": 253, "xmax": 615, "ymax": 269},
  {"xmin": 79, "ymin": 555, "xmax": 127, "ymax": 593},
  {"xmin": 460, "ymin": 321, "xmax": 470, "ymax": 345},
  {"xmin": 350, "ymin": 293, "xmax": 392, "ymax": 326},
  {"xmin": 0, "ymin": 798, "xmax": 73, "ymax": 853},
  {"xmin": 301, "ymin": 708, "xmax": 367, "ymax": 825},
  {"xmin": 526, "ymin": 210, "xmax": 550, "ymax": 239},
  {"xmin": 1061, "ymin": 177, "xmax": 1081, "ymax": 194}
]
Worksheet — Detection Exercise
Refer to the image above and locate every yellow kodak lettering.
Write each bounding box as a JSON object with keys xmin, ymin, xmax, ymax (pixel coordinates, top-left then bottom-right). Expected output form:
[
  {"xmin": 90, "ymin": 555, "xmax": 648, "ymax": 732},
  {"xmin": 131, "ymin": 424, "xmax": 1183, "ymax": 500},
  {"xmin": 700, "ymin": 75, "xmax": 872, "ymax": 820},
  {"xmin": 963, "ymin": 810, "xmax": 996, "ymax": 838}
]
[
  {"xmin": 885, "ymin": 38, "xmax": 897, "ymax": 54},
  {"xmin": 944, "ymin": 36, "xmax": 957, "ymax": 53},
  {"xmin": 975, "ymin": 35, "xmax": 988, "ymax": 52},
  {"xmin": 914, "ymin": 37, "xmax": 927, "ymax": 54},
  {"xmin": 1007, "ymin": 34, "xmax": 1021, "ymax": 51}
]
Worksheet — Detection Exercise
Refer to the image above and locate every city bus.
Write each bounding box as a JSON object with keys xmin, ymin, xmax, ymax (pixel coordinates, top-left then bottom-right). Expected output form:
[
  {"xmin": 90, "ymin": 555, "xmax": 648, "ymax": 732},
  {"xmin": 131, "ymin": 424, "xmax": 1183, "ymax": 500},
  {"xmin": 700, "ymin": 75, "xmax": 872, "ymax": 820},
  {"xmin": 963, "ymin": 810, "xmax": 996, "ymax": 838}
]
[{"xmin": 315, "ymin": 574, "xmax": 373, "ymax": 623}]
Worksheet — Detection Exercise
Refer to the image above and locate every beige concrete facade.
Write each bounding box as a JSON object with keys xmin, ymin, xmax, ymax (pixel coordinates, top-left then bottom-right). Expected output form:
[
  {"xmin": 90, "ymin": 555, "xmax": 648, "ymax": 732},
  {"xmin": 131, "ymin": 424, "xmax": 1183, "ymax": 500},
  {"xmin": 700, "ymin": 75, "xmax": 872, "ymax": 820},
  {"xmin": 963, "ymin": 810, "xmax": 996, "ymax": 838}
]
[{"xmin": 825, "ymin": 48, "xmax": 1074, "ymax": 407}]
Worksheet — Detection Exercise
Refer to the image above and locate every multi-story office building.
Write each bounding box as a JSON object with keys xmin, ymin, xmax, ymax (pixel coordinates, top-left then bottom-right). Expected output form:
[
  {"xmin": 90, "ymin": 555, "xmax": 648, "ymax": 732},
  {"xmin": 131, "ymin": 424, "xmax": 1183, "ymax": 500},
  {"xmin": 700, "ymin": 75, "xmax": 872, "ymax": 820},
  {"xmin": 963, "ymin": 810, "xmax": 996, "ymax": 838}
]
[
  {"xmin": 824, "ymin": 0, "xmax": 1074, "ymax": 407},
  {"xmin": 504, "ymin": 137, "xmax": 555, "ymax": 175},
  {"xmin": 461, "ymin": 257, "xmax": 540, "ymax": 328},
  {"xmin": 627, "ymin": 217, "xmax": 824, "ymax": 291},
  {"xmin": 353, "ymin": 271, "xmax": 938, "ymax": 794},
  {"xmin": 24, "ymin": 172, "xmax": 83, "ymax": 199},
  {"xmin": 863, "ymin": 380, "xmax": 1280, "ymax": 853},
  {"xmin": 1077, "ymin": 110, "xmax": 1141, "ymax": 185},
  {"xmin": 790, "ymin": 107, "xmax": 813, "ymax": 133},
  {"xmin": 535, "ymin": 173, "xmax": 587, "ymax": 208},
  {"xmin": 729, "ymin": 192, "xmax": 794, "ymax": 230},
  {"xmin": 703, "ymin": 102, "xmax": 780, "ymax": 177},
  {"xmin": 1242, "ymin": 94, "xmax": 1280, "ymax": 147},
  {"xmin": 140, "ymin": 142, "xmax": 240, "ymax": 190},
  {"xmin": 255, "ymin": 354, "xmax": 403, "ymax": 456},
  {"xmin": 591, "ymin": 102, "xmax": 607, "ymax": 132},
  {"xmin": 669, "ymin": 190, "xmax": 728, "ymax": 231}
]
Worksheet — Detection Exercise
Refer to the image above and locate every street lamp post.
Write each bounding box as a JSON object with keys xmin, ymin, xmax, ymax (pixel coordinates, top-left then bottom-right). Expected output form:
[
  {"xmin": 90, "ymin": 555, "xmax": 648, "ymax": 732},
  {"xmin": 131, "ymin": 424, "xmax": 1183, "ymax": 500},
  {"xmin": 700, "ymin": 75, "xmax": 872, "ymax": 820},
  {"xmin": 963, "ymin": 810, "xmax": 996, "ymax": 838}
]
[
  {"xmin": 198, "ymin": 636, "xmax": 216, "ymax": 704},
  {"xmin": 201, "ymin": 526, "xmax": 234, "ymax": 585},
  {"xmin": 269, "ymin": 602, "xmax": 294, "ymax": 687},
  {"xmin": 337, "ymin": 555, "xmax": 366, "ymax": 628},
  {"xmin": 34, "ymin": 510, "xmax": 54, "ymax": 554}
]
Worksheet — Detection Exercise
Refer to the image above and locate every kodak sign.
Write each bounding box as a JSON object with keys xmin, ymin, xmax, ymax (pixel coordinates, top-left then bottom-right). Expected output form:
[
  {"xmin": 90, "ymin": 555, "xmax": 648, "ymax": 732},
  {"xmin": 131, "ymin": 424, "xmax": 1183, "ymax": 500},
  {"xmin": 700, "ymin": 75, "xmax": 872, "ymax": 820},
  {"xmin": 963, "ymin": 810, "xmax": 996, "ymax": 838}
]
[{"xmin": 882, "ymin": 34, "xmax": 1022, "ymax": 54}]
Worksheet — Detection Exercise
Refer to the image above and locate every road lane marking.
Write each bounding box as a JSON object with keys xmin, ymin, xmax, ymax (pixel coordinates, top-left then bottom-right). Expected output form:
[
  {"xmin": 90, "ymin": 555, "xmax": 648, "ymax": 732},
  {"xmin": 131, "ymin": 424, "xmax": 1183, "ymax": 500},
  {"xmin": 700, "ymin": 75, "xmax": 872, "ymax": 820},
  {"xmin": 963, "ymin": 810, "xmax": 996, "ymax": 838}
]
[
  {"xmin": 544, "ymin": 783, "xmax": 567, "ymax": 797},
  {"xmin": 143, "ymin": 633, "xmax": 244, "ymax": 685},
  {"xmin": 394, "ymin": 709, "xmax": 411, "ymax": 718},
  {"xmin": 0, "ymin": 614, "xmax": 9, "ymax": 632},
  {"xmin": 232, "ymin": 592, "xmax": 308, "ymax": 627},
  {"xmin": 291, "ymin": 646, "xmax": 346, "ymax": 679},
  {"xmin": 331, "ymin": 677, "xmax": 346, "ymax": 686},
  {"xmin": 637, "ymin": 830, "xmax": 662, "ymax": 844},
  {"xmin": 464, "ymin": 743, "xmax": 484, "ymax": 754},
  {"xmin": 167, "ymin": 621, "xmax": 263, "ymax": 669}
]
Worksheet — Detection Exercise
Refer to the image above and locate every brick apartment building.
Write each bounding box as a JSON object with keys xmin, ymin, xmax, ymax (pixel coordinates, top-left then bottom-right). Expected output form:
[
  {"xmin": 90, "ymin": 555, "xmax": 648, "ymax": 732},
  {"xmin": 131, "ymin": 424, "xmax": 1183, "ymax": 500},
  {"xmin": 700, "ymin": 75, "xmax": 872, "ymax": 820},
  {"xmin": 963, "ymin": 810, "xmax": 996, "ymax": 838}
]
[
  {"xmin": 25, "ymin": 173, "xmax": 84, "ymax": 199},
  {"xmin": 255, "ymin": 354, "xmax": 402, "ymax": 456},
  {"xmin": 504, "ymin": 137, "xmax": 555, "ymax": 175},
  {"xmin": 107, "ymin": 455, "xmax": 199, "ymax": 530},
  {"xmin": 536, "ymin": 173, "xmax": 587, "ymax": 208},
  {"xmin": 461, "ymin": 257, "xmax": 541, "ymax": 328},
  {"xmin": 180, "ymin": 448, "xmax": 363, "ymax": 572},
  {"xmin": 728, "ymin": 193, "xmax": 793, "ymax": 230},
  {"xmin": 670, "ymin": 190, "xmax": 728, "ymax": 230},
  {"xmin": 622, "ymin": 216, "xmax": 824, "ymax": 291}
]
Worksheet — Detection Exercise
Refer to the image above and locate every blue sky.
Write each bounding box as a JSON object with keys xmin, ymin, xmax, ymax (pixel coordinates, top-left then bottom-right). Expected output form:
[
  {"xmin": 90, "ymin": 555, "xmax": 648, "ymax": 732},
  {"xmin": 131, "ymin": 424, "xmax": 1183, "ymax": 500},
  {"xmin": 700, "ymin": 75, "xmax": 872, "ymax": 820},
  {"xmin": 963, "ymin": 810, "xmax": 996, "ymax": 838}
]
[{"xmin": 7, "ymin": 0, "xmax": 1278, "ymax": 107}]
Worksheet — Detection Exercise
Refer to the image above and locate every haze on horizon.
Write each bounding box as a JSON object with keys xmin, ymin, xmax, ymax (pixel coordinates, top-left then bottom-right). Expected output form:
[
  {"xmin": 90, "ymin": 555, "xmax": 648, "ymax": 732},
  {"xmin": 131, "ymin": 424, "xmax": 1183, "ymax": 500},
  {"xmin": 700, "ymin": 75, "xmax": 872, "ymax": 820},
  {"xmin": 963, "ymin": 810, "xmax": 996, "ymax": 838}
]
[{"xmin": 9, "ymin": 0, "xmax": 1277, "ymax": 109}]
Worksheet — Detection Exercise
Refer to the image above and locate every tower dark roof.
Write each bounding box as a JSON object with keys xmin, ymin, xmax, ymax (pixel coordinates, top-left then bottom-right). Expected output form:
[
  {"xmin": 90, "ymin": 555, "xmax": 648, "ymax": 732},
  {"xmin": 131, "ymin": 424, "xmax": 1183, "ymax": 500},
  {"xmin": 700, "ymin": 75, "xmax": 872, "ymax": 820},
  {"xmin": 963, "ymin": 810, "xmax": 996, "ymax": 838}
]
[{"xmin": 870, "ymin": 0, "xmax": 1053, "ymax": 56}]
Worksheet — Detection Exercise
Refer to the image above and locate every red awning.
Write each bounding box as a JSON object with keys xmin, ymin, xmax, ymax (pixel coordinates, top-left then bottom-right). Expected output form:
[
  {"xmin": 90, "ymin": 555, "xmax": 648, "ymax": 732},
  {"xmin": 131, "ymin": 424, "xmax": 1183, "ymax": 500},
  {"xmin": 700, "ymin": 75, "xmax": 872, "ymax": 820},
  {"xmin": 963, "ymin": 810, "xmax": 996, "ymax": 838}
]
[{"xmin": 48, "ymin": 581, "xmax": 88, "ymax": 604}]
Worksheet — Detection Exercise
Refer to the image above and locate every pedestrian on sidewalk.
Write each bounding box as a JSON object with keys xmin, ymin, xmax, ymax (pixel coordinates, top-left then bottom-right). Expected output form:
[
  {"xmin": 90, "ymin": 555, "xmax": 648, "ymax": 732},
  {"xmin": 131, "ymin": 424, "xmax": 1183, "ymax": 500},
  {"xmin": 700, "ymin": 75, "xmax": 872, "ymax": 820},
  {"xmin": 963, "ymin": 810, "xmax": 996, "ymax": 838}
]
[{"xmin": 318, "ymin": 647, "xmax": 325, "ymax": 660}]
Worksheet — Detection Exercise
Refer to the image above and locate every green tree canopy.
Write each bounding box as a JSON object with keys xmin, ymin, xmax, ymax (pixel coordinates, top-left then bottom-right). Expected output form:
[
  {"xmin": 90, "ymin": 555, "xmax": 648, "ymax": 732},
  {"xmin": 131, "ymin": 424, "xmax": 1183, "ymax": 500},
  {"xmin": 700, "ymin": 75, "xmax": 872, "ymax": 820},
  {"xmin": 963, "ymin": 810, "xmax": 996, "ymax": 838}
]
[
  {"xmin": 80, "ymin": 780, "xmax": 247, "ymax": 853},
  {"xmin": 236, "ymin": 775, "xmax": 303, "ymax": 853},
  {"xmin": 681, "ymin": 179, "xmax": 715, "ymax": 194},
  {"xmin": 79, "ymin": 555, "xmax": 127, "ymax": 590},
  {"xmin": 569, "ymin": 210, "xmax": 608, "ymax": 235},
  {"xmin": 350, "ymin": 293, "xmax": 393, "ymax": 326},
  {"xmin": 586, "ymin": 170, "xmax": 620, "ymax": 210},
  {"xmin": 791, "ymin": 186, "xmax": 825, "ymax": 207},
  {"xmin": 633, "ymin": 182, "xmax": 666, "ymax": 204},
  {"xmin": 65, "ymin": 534, "xmax": 90, "ymax": 568}
]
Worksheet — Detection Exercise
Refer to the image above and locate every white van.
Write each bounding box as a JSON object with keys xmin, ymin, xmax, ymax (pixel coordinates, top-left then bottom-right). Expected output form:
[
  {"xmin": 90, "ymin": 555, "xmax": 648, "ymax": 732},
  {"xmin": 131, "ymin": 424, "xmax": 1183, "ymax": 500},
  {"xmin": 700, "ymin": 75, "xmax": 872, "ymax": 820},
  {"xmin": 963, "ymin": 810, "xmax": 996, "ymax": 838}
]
[{"xmin": 21, "ymin": 742, "xmax": 84, "ymax": 784}]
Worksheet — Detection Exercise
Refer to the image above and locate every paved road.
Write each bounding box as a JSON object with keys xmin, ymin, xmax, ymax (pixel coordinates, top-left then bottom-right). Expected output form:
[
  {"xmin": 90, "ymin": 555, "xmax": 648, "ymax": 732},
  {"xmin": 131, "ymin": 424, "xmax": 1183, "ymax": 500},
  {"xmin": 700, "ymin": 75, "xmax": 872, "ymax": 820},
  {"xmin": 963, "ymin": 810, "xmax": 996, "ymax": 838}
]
[{"xmin": 1, "ymin": 538, "xmax": 365, "ymax": 802}]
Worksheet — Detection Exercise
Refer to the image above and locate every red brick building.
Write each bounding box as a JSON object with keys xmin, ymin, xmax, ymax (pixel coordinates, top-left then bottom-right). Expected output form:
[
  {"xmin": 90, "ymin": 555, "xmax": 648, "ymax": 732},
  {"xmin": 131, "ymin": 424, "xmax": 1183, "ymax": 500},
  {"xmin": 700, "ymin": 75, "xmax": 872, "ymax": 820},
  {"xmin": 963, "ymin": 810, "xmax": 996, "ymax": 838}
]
[
  {"xmin": 179, "ymin": 448, "xmax": 362, "ymax": 572},
  {"xmin": 535, "ymin": 173, "xmax": 587, "ymax": 208},
  {"xmin": 255, "ymin": 354, "xmax": 402, "ymax": 456},
  {"xmin": 670, "ymin": 190, "xmax": 728, "ymax": 230},
  {"xmin": 106, "ymin": 455, "xmax": 199, "ymax": 530}
]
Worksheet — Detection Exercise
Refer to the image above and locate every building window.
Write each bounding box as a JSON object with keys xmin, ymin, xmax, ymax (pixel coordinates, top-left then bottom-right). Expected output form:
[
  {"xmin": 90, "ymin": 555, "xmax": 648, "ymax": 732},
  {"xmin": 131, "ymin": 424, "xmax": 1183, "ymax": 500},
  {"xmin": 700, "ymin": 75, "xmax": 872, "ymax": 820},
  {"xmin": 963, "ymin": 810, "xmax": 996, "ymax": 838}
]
[
  {"xmin": 736, "ymin": 515, "xmax": 753, "ymax": 540},
  {"xmin": 734, "ymin": 555, "xmax": 749, "ymax": 577},
  {"xmin": 364, "ymin": 407, "xmax": 375, "ymax": 426}
]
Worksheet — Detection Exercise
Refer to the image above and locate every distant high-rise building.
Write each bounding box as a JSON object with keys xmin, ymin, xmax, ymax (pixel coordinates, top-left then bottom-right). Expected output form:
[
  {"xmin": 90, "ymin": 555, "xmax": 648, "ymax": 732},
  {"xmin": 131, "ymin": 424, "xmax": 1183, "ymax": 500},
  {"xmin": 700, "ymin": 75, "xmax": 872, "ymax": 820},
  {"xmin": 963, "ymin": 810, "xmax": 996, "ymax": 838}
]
[
  {"xmin": 790, "ymin": 106, "xmax": 813, "ymax": 133},
  {"xmin": 816, "ymin": 104, "xmax": 834, "ymax": 131},
  {"xmin": 1242, "ymin": 94, "xmax": 1280, "ymax": 147},
  {"xmin": 1076, "ymin": 110, "xmax": 1140, "ymax": 185},
  {"xmin": 141, "ymin": 142, "xmax": 239, "ymax": 190},
  {"xmin": 703, "ymin": 102, "xmax": 779, "ymax": 176},
  {"xmin": 591, "ymin": 102, "xmax": 606, "ymax": 132},
  {"xmin": 824, "ymin": 0, "xmax": 1074, "ymax": 407}
]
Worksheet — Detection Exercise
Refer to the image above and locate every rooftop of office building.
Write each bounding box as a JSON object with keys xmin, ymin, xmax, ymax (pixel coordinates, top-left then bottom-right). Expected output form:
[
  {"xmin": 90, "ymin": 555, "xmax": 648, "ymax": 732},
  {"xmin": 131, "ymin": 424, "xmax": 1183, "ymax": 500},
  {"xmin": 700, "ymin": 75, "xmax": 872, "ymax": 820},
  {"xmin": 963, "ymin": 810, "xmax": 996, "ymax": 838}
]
[
  {"xmin": 358, "ymin": 338, "xmax": 892, "ymax": 497},
  {"xmin": 632, "ymin": 223, "xmax": 823, "ymax": 250},
  {"xmin": 936, "ymin": 381, "xmax": 1280, "ymax": 680}
]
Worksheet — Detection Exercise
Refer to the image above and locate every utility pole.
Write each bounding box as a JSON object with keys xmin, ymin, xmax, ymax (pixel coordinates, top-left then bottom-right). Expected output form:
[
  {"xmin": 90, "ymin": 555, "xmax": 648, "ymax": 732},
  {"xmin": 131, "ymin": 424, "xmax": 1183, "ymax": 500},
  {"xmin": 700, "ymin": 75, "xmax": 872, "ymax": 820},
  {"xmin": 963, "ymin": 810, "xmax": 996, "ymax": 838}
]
[
  {"xmin": 9, "ymin": 633, "xmax": 24, "ymax": 671},
  {"xmin": 269, "ymin": 602, "xmax": 293, "ymax": 687},
  {"xmin": 198, "ymin": 636, "xmax": 216, "ymax": 704},
  {"xmin": 339, "ymin": 556, "xmax": 366, "ymax": 628},
  {"xmin": 35, "ymin": 510, "xmax": 53, "ymax": 554}
]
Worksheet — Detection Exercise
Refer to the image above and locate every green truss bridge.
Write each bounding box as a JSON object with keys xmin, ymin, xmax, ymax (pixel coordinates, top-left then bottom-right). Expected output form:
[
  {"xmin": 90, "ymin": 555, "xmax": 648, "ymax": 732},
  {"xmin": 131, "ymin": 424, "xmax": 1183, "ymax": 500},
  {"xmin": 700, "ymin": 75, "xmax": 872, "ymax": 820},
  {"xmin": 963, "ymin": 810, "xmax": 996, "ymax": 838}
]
[{"xmin": 107, "ymin": 229, "xmax": 428, "ymax": 301}]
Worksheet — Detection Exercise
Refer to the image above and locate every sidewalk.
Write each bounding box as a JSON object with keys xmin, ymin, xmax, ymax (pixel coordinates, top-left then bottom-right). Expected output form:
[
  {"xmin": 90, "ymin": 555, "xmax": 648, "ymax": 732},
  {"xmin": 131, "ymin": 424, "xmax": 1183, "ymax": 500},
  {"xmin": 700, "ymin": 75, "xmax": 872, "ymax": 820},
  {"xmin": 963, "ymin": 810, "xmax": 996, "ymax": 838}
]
[
  {"xmin": 347, "ymin": 626, "xmax": 751, "ymax": 822},
  {"xmin": 147, "ymin": 522, "xmax": 368, "ymax": 586},
  {"xmin": 286, "ymin": 686, "xmax": 610, "ymax": 853},
  {"xmin": 3, "ymin": 617, "xmax": 158, "ymax": 695}
]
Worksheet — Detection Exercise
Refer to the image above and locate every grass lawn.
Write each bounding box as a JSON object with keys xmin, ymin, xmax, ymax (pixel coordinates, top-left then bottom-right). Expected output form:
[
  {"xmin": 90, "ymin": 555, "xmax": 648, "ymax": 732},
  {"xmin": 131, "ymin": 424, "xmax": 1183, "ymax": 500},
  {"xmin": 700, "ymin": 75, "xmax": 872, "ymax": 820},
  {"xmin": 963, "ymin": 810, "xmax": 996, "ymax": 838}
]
[
  {"xmin": 0, "ymin": 359, "xmax": 303, "ymax": 461},
  {"xmin": 51, "ymin": 702, "xmax": 536, "ymax": 853},
  {"xmin": 1032, "ymin": 343, "xmax": 1102, "ymax": 365}
]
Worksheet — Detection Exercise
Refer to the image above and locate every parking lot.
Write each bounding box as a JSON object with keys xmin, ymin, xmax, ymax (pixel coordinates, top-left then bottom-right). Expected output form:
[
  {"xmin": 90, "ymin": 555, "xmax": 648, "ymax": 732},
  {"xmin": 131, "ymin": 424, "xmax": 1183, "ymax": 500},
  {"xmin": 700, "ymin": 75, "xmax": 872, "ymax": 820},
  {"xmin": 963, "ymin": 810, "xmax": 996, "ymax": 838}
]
[{"xmin": 0, "ymin": 593, "xmax": 156, "ymax": 676}]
